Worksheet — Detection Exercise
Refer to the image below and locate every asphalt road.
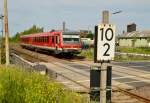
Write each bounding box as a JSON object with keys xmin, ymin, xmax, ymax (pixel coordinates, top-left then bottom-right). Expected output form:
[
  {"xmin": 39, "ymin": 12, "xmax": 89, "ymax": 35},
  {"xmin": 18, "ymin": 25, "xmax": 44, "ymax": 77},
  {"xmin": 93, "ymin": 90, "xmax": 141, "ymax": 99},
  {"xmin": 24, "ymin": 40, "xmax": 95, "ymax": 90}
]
[
  {"xmin": 112, "ymin": 61, "xmax": 150, "ymax": 72},
  {"xmin": 65, "ymin": 61, "xmax": 150, "ymax": 89}
]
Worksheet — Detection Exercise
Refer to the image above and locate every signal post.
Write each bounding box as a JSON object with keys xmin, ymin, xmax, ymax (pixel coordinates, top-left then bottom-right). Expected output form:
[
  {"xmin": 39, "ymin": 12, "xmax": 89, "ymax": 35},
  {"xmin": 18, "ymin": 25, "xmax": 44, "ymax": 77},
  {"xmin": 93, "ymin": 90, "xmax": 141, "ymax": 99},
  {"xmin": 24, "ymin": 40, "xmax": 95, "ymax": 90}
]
[{"xmin": 92, "ymin": 10, "xmax": 116, "ymax": 103}]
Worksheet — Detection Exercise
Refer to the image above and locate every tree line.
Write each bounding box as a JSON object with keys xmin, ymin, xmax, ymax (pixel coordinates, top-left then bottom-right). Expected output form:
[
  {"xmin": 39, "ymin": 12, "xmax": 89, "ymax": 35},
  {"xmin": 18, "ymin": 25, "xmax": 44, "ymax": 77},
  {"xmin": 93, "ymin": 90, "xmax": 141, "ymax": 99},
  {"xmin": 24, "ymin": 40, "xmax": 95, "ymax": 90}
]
[{"xmin": 10, "ymin": 25, "xmax": 44, "ymax": 42}]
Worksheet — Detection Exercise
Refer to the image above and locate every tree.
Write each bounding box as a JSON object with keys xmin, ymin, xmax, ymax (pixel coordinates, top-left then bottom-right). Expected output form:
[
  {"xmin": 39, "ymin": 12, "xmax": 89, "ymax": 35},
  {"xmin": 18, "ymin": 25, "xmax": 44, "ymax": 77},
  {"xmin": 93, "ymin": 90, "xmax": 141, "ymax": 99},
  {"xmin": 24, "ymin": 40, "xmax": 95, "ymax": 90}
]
[
  {"xmin": 86, "ymin": 31, "xmax": 94, "ymax": 39},
  {"xmin": 10, "ymin": 25, "xmax": 44, "ymax": 42}
]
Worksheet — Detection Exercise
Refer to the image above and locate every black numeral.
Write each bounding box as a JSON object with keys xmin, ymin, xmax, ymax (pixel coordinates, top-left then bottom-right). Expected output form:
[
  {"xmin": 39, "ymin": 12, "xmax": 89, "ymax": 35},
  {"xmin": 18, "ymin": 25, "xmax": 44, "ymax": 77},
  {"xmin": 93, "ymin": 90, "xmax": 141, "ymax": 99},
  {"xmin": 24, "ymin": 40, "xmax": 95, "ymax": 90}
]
[
  {"xmin": 100, "ymin": 28, "xmax": 114, "ymax": 57},
  {"xmin": 105, "ymin": 28, "xmax": 114, "ymax": 41},
  {"xmin": 103, "ymin": 43, "xmax": 110, "ymax": 56},
  {"xmin": 100, "ymin": 28, "xmax": 104, "ymax": 40}
]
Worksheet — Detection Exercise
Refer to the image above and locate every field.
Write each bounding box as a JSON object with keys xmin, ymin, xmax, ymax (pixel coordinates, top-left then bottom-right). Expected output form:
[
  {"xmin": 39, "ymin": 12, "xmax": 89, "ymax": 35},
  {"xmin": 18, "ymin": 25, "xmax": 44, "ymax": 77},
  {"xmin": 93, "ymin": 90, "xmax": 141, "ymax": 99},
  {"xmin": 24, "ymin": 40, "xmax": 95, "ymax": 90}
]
[{"xmin": 0, "ymin": 65, "xmax": 88, "ymax": 103}]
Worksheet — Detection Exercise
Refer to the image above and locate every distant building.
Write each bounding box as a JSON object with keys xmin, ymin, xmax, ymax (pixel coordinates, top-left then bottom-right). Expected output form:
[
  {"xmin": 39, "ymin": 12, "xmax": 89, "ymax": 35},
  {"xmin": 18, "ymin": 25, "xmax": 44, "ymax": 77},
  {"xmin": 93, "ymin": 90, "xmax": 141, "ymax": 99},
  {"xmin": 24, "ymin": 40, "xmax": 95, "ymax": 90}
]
[
  {"xmin": 127, "ymin": 23, "xmax": 136, "ymax": 32},
  {"xmin": 118, "ymin": 31, "xmax": 150, "ymax": 47}
]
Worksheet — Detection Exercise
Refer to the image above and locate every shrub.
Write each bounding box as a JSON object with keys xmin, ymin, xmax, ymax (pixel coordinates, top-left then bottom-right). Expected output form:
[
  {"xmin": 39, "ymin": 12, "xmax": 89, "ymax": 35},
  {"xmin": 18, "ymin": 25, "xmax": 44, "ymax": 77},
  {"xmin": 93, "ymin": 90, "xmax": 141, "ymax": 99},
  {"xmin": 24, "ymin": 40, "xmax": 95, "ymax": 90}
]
[{"xmin": 0, "ymin": 66, "xmax": 88, "ymax": 103}]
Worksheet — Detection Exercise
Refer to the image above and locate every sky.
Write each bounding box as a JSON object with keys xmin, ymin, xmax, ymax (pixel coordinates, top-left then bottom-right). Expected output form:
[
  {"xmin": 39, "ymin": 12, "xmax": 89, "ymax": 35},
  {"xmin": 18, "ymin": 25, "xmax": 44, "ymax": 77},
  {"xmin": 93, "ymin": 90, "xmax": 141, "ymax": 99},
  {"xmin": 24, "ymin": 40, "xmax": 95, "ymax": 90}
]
[{"xmin": 0, "ymin": 0, "xmax": 150, "ymax": 36}]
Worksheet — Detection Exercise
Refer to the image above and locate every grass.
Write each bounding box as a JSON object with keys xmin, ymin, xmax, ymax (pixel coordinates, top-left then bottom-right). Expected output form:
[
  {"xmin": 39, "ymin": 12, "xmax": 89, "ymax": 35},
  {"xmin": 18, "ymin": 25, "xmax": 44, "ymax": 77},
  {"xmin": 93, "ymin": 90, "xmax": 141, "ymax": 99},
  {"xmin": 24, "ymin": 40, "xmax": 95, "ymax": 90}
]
[
  {"xmin": 116, "ymin": 47, "xmax": 150, "ymax": 55},
  {"xmin": 78, "ymin": 48, "xmax": 93, "ymax": 60},
  {"xmin": 0, "ymin": 65, "xmax": 89, "ymax": 103},
  {"xmin": 78, "ymin": 47, "xmax": 150, "ymax": 61},
  {"xmin": 114, "ymin": 54, "xmax": 150, "ymax": 61}
]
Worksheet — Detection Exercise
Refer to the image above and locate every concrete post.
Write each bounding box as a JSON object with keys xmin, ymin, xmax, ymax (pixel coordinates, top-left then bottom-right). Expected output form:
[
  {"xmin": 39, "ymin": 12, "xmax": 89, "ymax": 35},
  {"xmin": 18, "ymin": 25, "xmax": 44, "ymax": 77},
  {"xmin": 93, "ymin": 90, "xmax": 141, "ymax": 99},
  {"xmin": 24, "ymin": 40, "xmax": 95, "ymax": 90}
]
[
  {"xmin": 4, "ymin": 0, "xmax": 10, "ymax": 66},
  {"xmin": 100, "ymin": 10, "xmax": 109, "ymax": 103},
  {"xmin": 102, "ymin": 10, "xmax": 109, "ymax": 24},
  {"xmin": 100, "ymin": 63, "xmax": 107, "ymax": 103}
]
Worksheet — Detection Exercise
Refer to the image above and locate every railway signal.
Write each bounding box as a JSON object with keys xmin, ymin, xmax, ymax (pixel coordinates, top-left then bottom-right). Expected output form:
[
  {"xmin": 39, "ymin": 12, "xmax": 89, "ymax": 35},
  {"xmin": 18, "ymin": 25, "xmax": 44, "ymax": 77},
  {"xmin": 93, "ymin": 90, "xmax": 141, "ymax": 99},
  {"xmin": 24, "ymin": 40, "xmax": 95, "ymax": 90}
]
[
  {"xmin": 91, "ymin": 10, "xmax": 116, "ymax": 103},
  {"xmin": 94, "ymin": 24, "xmax": 116, "ymax": 62}
]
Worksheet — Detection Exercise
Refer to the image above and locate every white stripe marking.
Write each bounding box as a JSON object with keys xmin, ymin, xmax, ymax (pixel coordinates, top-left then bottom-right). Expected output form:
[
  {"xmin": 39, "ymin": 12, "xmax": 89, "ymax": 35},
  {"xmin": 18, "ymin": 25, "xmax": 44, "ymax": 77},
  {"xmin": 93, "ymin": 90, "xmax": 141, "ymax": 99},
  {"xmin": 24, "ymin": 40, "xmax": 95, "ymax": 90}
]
[
  {"xmin": 113, "ymin": 74, "xmax": 150, "ymax": 80},
  {"xmin": 123, "ymin": 80, "xmax": 150, "ymax": 84},
  {"xmin": 57, "ymin": 80, "xmax": 90, "ymax": 84}
]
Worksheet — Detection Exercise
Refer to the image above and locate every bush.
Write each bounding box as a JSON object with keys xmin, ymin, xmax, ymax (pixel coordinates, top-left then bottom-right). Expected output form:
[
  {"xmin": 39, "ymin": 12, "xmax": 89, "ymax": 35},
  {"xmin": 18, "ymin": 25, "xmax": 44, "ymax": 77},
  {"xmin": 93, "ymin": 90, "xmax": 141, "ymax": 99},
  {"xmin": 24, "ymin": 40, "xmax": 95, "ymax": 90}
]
[
  {"xmin": 78, "ymin": 48, "xmax": 93, "ymax": 60},
  {"xmin": 0, "ymin": 66, "xmax": 88, "ymax": 103}
]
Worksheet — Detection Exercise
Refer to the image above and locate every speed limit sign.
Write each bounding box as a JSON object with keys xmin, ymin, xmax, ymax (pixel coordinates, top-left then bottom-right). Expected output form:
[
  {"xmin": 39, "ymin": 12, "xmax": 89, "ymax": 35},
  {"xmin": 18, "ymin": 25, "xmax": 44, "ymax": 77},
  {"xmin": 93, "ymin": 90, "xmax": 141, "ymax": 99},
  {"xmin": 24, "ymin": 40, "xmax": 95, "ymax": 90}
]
[{"xmin": 94, "ymin": 24, "xmax": 116, "ymax": 63}]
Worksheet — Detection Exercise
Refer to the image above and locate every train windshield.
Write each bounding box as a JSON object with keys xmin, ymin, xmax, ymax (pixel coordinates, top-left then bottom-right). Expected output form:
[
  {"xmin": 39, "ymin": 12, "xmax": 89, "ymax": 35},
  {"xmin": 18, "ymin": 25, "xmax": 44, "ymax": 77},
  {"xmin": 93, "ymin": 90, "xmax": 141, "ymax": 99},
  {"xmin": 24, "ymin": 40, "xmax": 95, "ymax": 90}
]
[{"xmin": 63, "ymin": 34, "xmax": 80, "ymax": 44}]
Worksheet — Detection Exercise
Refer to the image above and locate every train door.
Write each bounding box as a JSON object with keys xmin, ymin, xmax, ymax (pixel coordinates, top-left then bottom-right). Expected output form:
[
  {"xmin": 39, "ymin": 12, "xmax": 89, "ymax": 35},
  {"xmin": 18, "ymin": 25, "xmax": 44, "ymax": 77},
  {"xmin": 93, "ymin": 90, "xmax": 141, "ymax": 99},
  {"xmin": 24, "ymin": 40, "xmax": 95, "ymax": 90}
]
[
  {"xmin": 56, "ymin": 35, "xmax": 60, "ymax": 46},
  {"xmin": 51, "ymin": 36, "xmax": 55, "ymax": 49},
  {"xmin": 55, "ymin": 35, "xmax": 60, "ymax": 53}
]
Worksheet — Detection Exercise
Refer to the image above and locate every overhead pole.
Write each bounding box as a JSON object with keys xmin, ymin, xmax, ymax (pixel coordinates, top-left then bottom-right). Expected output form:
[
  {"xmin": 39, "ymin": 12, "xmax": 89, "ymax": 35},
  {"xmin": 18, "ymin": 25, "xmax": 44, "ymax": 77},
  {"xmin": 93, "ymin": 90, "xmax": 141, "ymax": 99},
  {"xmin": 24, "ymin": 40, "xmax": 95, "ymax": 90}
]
[{"xmin": 4, "ymin": 0, "xmax": 10, "ymax": 66}]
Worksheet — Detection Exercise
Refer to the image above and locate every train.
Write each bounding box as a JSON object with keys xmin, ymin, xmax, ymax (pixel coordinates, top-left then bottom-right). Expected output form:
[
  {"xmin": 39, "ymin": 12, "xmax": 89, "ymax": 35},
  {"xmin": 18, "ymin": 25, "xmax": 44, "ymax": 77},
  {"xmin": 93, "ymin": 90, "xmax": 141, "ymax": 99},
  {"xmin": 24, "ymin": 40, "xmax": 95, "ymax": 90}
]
[{"xmin": 20, "ymin": 31, "xmax": 82, "ymax": 54}]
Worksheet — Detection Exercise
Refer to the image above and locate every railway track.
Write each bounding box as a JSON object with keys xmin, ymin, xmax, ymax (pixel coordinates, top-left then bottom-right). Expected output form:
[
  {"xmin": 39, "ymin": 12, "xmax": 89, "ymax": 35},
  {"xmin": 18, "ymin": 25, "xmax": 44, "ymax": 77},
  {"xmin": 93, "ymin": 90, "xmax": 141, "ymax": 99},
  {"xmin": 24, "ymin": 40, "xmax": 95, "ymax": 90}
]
[
  {"xmin": 10, "ymin": 46, "xmax": 90, "ymax": 92},
  {"xmin": 10, "ymin": 45, "xmax": 150, "ymax": 103},
  {"xmin": 112, "ymin": 86, "xmax": 150, "ymax": 103}
]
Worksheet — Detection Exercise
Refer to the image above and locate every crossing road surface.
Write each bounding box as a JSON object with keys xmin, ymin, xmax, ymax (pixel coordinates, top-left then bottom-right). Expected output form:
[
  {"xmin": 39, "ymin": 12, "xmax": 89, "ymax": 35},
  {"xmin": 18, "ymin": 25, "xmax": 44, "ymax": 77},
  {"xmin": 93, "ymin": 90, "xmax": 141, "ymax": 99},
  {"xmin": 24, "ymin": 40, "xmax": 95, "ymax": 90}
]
[
  {"xmin": 40, "ymin": 60, "xmax": 150, "ymax": 91},
  {"xmin": 113, "ymin": 61, "xmax": 150, "ymax": 72}
]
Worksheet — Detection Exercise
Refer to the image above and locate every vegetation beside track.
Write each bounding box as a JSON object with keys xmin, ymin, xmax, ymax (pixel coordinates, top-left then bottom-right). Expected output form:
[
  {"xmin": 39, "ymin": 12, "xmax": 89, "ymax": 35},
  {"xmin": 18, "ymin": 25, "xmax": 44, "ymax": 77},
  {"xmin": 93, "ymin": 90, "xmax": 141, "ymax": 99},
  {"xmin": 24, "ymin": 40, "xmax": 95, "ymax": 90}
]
[
  {"xmin": 78, "ymin": 47, "xmax": 150, "ymax": 61},
  {"xmin": 78, "ymin": 48, "xmax": 93, "ymax": 60},
  {"xmin": 0, "ymin": 65, "xmax": 88, "ymax": 103},
  {"xmin": 116, "ymin": 46, "xmax": 150, "ymax": 55}
]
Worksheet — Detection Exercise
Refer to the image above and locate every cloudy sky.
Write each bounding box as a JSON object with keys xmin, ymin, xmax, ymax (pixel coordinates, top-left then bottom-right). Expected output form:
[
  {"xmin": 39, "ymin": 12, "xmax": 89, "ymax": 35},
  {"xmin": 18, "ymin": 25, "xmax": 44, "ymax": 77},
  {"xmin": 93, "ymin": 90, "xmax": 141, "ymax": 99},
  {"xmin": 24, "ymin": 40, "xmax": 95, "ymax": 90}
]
[{"xmin": 0, "ymin": 0, "xmax": 150, "ymax": 36}]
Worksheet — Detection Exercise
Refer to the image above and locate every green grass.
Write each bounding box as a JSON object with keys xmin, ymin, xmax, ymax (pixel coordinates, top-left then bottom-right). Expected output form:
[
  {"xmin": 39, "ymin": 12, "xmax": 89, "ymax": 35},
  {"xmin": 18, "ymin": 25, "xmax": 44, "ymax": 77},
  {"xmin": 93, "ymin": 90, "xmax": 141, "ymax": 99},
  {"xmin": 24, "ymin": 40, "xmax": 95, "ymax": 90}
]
[
  {"xmin": 78, "ymin": 49, "xmax": 93, "ymax": 60},
  {"xmin": 0, "ymin": 65, "xmax": 88, "ymax": 103},
  {"xmin": 78, "ymin": 47, "xmax": 150, "ymax": 61},
  {"xmin": 114, "ymin": 55, "xmax": 150, "ymax": 61},
  {"xmin": 116, "ymin": 47, "xmax": 150, "ymax": 54}
]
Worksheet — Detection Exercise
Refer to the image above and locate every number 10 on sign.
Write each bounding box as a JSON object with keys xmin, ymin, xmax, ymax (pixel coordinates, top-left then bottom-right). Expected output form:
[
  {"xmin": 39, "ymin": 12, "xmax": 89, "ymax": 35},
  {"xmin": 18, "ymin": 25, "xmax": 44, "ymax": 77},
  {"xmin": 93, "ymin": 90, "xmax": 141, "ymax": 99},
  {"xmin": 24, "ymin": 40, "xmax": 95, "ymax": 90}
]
[{"xmin": 94, "ymin": 24, "xmax": 116, "ymax": 62}]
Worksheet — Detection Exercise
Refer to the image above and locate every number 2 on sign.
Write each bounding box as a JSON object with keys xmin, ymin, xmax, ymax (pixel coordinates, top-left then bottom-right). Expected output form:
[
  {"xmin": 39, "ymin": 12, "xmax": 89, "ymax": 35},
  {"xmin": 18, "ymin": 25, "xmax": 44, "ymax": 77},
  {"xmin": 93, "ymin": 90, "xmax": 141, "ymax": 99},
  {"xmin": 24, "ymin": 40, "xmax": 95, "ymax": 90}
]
[{"xmin": 100, "ymin": 28, "xmax": 114, "ymax": 56}]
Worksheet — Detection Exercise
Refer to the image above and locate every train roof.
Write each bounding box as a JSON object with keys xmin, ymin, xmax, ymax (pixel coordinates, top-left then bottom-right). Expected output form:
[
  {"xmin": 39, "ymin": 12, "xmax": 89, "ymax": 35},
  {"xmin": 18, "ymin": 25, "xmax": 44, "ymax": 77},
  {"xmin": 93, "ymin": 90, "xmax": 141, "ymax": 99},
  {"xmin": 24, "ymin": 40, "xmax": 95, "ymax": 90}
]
[
  {"xmin": 20, "ymin": 31, "xmax": 61, "ymax": 38},
  {"xmin": 62, "ymin": 31, "xmax": 80, "ymax": 35},
  {"xmin": 20, "ymin": 31, "xmax": 80, "ymax": 38}
]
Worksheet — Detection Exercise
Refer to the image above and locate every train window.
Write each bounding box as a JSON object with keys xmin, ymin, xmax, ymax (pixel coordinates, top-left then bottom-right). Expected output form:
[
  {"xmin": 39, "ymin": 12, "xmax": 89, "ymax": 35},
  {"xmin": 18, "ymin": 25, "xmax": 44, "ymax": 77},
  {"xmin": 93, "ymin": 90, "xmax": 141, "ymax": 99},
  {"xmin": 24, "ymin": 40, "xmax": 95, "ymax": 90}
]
[
  {"xmin": 43, "ymin": 37, "xmax": 45, "ymax": 42},
  {"xmin": 47, "ymin": 37, "xmax": 49, "ymax": 42},
  {"xmin": 45, "ymin": 37, "xmax": 47, "ymax": 42},
  {"xmin": 52, "ymin": 36, "xmax": 55, "ymax": 43},
  {"xmin": 43, "ymin": 37, "xmax": 44, "ymax": 42},
  {"xmin": 63, "ymin": 38, "xmax": 80, "ymax": 44}
]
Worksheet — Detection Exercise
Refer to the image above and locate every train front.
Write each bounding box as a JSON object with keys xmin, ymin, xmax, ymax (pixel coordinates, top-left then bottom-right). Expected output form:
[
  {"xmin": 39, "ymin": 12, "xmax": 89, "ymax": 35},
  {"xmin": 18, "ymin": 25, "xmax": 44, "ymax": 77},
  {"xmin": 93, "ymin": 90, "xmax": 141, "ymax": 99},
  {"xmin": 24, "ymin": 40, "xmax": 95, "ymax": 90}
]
[{"xmin": 62, "ymin": 31, "xmax": 82, "ymax": 54}]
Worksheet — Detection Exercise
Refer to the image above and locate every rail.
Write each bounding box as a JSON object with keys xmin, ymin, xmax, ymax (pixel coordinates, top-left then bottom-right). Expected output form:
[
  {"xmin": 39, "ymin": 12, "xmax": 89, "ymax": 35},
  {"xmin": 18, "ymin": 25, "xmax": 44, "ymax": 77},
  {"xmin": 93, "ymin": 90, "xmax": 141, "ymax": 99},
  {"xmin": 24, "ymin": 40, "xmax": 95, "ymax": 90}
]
[{"xmin": 113, "ymin": 86, "xmax": 150, "ymax": 103}]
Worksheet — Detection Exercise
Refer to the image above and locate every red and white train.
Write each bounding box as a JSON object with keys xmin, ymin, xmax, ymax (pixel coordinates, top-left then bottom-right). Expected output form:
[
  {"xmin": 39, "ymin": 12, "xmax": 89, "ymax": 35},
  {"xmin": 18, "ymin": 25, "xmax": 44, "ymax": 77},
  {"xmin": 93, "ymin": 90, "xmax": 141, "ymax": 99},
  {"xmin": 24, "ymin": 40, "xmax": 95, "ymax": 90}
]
[{"xmin": 20, "ymin": 31, "xmax": 82, "ymax": 54}]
